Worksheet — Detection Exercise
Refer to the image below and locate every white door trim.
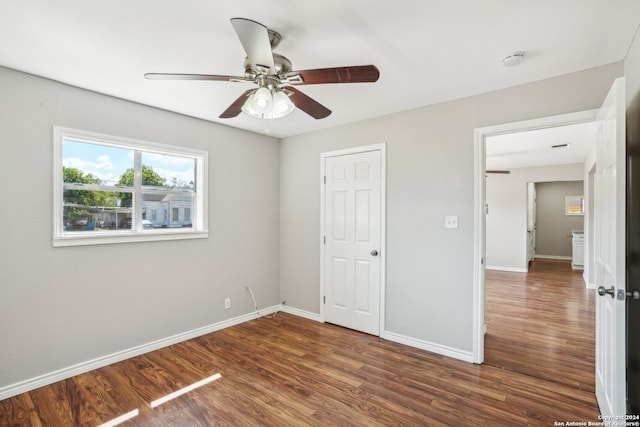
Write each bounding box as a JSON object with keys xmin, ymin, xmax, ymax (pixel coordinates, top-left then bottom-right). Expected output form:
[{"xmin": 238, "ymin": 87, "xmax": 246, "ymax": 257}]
[
  {"xmin": 320, "ymin": 143, "xmax": 386, "ymax": 336},
  {"xmin": 473, "ymin": 109, "xmax": 598, "ymax": 363}
]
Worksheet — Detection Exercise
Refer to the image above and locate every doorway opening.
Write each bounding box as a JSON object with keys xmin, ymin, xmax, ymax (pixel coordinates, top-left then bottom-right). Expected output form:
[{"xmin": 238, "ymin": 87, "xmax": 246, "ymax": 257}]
[
  {"xmin": 482, "ymin": 120, "xmax": 596, "ymax": 385},
  {"xmin": 473, "ymin": 109, "xmax": 598, "ymax": 364}
]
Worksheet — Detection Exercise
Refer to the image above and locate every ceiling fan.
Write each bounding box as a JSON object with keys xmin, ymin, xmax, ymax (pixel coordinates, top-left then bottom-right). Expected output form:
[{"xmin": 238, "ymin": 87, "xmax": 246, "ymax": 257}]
[{"xmin": 145, "ymin": 18, "xmax": 380, "ymax": 120}]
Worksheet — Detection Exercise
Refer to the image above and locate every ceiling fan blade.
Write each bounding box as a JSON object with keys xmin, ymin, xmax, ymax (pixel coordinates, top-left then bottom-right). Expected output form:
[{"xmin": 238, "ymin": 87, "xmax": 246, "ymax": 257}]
[
  {"xmin": 219, "ymin": 89, "xmax": 254, "ymax": 119},
  {"xmin": 284, "ymin": 65, "xmax": 379, "ymax": 85},
  {"xmin": 145, "ymin": 73, "xmax": 249, "ymax": 82},
  {"xmin": 230, "ymin": 18, "xmax": 275, "ymax": 74},
  {"xmin": 286, "ymin": 87, "xmax": 331, "ymax": 119}
]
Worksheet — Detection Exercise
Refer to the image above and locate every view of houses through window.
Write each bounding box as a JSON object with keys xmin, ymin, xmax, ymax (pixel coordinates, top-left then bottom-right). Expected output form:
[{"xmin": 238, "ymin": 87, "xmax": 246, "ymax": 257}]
[{"xmin": 62, "ymin": 139, "xmax": 196, "ymax": 233}]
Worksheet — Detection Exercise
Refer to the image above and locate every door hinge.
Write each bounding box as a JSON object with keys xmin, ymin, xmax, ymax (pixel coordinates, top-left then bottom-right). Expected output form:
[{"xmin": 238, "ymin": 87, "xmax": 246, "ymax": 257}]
[
  {"xmin": 323, "ymin": 296, "xmax": 326, "ymax": 304},
  {"xmin": 324, "ymin": 175, "xmax": 326, "ymax": 184},
  {"xmin": 323, "ymin": 236, "xmax": 326, "ymax": 244}
]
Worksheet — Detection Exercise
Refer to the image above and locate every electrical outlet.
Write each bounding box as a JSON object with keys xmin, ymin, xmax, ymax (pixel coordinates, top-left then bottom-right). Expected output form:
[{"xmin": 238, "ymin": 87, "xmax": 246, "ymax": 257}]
[{"xmin": 224, "ymin": 298, "xmax": 231, "ymax": 309}]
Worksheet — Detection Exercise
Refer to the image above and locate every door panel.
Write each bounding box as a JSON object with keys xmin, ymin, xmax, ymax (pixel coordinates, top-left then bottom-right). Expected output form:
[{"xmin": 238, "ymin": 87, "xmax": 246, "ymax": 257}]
[
  {"xmin": 354, "ymin": 259, "xmax": 372, "ymax": 312},
  {"xmin": 323, "ymin": 149, "xmax": 382, "ymax": 335},
  {"xmin": 331, "ymin": 257, "xmax": 347, "ymax": 308},
  {"xmin": 355, "ymin": 190, "xmax": 371, "ymax": 242},
  {"xmin": 595, "ymin": 77, "xmax": 626, "ymax": 418},
  {"xmin": 332, "ymin": 191, "xmax": 347, "ymax": 240}
]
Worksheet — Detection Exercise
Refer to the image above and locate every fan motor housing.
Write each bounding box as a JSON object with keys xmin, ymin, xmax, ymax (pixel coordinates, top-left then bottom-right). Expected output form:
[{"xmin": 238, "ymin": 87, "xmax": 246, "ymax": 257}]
[{"xmin": 243, "ymin": 53, "xmax": 292, "ymax": 76}]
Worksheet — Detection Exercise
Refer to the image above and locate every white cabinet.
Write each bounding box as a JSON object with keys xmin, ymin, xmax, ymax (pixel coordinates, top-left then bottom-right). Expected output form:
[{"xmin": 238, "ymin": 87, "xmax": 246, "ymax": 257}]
[{"xmin": 572, "ymin": 231, "xmax": 584, "ymax": 270}]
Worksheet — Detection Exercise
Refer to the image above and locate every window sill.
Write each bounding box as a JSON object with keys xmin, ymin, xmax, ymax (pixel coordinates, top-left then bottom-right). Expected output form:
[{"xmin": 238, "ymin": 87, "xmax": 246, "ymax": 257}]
[{"xmin": 53, "ymin": 229, "xmax": 208, "ymax": 247}]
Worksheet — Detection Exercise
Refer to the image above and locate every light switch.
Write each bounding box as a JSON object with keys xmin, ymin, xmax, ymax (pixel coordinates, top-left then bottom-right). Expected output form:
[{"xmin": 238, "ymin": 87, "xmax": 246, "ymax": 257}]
[{"xmin": 445, "ymin": 215, "xmax": 458, "ymax": 229}]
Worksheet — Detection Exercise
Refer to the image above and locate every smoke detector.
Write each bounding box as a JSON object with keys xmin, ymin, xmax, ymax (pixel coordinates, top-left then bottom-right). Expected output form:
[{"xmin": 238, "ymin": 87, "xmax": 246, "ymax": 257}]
[{"xmin": 503, "ymin": 51, "xmax": 526, "ymax": 67}]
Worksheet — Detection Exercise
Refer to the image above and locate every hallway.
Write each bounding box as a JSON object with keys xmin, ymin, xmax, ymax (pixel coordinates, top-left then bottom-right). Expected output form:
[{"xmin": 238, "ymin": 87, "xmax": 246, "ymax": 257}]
[{"xmin": 485, "ymin": 259, "xmax": 596, "ymax": 392}]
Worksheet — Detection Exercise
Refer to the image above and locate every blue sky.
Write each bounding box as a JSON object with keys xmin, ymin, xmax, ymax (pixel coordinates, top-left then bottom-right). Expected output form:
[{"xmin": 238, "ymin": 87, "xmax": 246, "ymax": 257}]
[{"xmin": 63, "ymin": 139, "xmax": 194, "ymax": 187}]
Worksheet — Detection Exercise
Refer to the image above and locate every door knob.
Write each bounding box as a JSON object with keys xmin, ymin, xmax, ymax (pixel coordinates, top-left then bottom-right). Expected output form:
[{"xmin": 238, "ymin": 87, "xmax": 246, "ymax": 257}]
[
  {"xmin": 371, "ymin": 249, "xmax": 379, "ymax": 256},
  {"xmin": 598, "ymin": 286, "xmax": 615, "ymax": 298}
]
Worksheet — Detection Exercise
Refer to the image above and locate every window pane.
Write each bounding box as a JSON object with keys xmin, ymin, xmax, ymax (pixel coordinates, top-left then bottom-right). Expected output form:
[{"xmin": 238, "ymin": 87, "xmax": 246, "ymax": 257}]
[
  {"xmin": 54, "ymin": 126, "xmax": 207, "ymax": 246},
  {"xmin": 63, "ymin": 189, "xmax": 133, "ymax": 232},
  {"xmin": 142, "ymin": 192, "xmax": 194, "ymax": 229},
  {"xmin": 63, "ymin": 140, "xmax": 134, "ymax": 186},
  {"xmin": 141, "ymin": 152, "xmax": 195, "ymax": 189}
]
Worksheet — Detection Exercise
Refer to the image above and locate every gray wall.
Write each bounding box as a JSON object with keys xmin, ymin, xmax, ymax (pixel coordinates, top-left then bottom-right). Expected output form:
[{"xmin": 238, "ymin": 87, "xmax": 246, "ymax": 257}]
[
  {"xmin": 535, "ymin": 181, "xmax": 584, "ymax": 257},
  {"xmin": 0, "ymin": 66, "xmax": 281, "ymax": 390},
  {"xmin": 280, "ymin": 62, "xmax": 623, "ymax": 354}
]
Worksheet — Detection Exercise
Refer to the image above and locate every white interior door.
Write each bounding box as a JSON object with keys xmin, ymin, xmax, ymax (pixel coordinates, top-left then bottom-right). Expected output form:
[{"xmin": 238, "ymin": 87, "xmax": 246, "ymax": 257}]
[
  {"xmin": 527, "ymin": 182, "xmax": 536, "ymax": 263},
  {"xmin": 595, "ymin": 77, "xmax": 626, "ymax": 418},
  {"xmin": 322, "ymin": 147, "xmax": 383, "ymax": 335}
]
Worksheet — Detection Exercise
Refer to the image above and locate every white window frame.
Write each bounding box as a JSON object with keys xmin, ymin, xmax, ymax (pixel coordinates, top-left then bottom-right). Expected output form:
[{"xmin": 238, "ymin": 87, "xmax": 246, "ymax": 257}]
[{"xmin": 53, "ymin": 126, "xmax": 208, "ymax": 247}]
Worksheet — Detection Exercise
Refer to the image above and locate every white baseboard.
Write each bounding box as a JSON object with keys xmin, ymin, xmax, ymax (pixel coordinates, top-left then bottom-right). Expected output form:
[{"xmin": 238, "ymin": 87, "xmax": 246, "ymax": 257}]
[
  {"xmin": 381, "ymin": 331, "xmax": 475, "ymax": 363},
  {"xmin": 0, "ymin": 305, "xmax": 279, "ymax": 401},
  {"xmin": 486, "ymin": 265, "xmax": 528, "ymax": 273},
  {"xmin": 279, "ymin": 305, "xmax": 322, "ymax": 322},
  {"xmin": 534, "ymin": 254, "xmax": 572, "ymax": 261}
]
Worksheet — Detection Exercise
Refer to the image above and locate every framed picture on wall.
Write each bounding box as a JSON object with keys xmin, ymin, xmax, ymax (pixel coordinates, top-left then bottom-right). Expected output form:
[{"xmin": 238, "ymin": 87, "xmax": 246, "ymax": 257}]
[{"xmin": 565, "ymin": 195, "xmax": 584, "ymax": 216}]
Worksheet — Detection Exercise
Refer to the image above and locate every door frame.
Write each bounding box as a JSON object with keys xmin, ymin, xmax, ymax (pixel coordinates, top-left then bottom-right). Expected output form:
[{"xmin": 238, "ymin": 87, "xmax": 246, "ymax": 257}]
[
  {"xmin": 473, "ymin": 109, "xmax": 598, "ymax": 363},
  {"xmin": 320, "ymin": 143, "xmax": 387, "ymax": 336}
]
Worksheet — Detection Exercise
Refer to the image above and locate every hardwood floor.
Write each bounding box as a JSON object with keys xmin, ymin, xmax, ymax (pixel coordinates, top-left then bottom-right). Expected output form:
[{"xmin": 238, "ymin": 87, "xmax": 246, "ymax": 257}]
[
  {"xmin": 485, "ymin": 259, "xmax": 596, "ymax": 393},
  {"xmin": 1, "ymin": 261, "xmax": 599, "ymax": 426}
]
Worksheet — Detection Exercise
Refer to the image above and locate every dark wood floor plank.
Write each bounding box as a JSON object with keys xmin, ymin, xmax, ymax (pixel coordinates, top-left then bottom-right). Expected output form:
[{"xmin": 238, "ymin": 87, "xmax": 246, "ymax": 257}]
[
  {"xmin": 26, "ymin": 380, "xmax": 76, "ymax": 427},
  {"xmin": 0, "ymin": 393, "xmax": 42, "ymax": 427},
  {"xmin": 106, "ymin": 354, "xmax": 176, "ymax": 405},
  {"xmin": 70, "ymin": 372, "xmax": 132, "ymax": 426}
]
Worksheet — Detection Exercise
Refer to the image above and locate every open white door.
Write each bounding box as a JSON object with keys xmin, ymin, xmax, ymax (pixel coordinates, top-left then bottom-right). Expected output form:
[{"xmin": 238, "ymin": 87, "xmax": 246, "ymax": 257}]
[
  {"xmin": 526, "ymin": 182, "xmax": 536, "ymax": 265},
  {"xmin": 595, "ymin": 77, "xmax": 626, "ymax": 419},
  {"xmin": 321, "ymin": 145, "xmax": 385, "ymax": 336}
]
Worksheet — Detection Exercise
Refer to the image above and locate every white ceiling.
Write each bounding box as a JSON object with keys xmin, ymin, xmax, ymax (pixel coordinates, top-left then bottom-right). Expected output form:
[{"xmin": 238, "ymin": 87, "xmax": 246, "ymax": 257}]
[
  {"xmin": 486, "ymin": 121, "xmax": 598, "ymax": 170},
  {"xmin": 1, "ymin": 1, "xmax": 639, "ymax": 138}
]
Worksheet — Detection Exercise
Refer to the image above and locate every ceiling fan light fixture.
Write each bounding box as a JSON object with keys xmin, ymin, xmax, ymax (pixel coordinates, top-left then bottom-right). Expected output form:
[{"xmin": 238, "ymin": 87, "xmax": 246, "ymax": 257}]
[
  {"xmin": 146, "ymin": 19, "xmax": 379, "ymax": 121},
  {"xmin": 251, "ymin": 87, "xmax": 273, "ymax": 112},
  {"xmin": 272, "ymin": 90, "xmax": 295, "ymax": 115},
  {"xmin": 242, "ymin": 87, "xmax": 295, "ymax": 119}
]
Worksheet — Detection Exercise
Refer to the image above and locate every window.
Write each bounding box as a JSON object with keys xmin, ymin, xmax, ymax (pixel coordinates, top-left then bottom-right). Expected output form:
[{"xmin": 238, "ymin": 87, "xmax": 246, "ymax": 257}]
[{"xmin": 53, "ymin": 126, "xmax": 208, "ymax": 246}]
